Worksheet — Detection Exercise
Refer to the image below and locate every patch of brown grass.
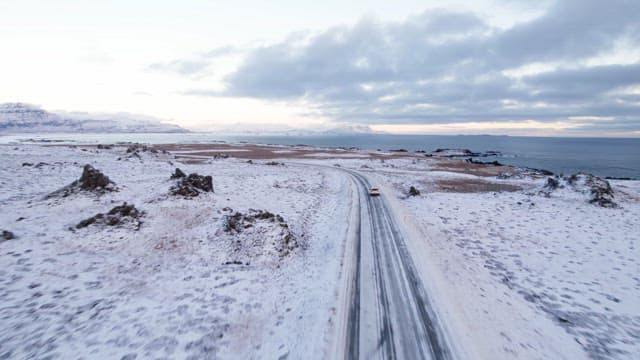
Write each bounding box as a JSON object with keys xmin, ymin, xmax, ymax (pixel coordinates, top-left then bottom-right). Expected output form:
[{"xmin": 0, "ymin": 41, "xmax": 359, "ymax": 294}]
[
  {"xmin": 433, "ymin": 178, "xmax": 522, "ymax": 193},
  {"xmin": 174, "ymin": 157, "xmax": 208, "ymax": 164},
  {"xmin": 431, "ymin": 159, "xmax": 511, "ymax": 177},
  {"xmin": 157, "ymin": 143, "xmax": 419, "ymax": 160}
]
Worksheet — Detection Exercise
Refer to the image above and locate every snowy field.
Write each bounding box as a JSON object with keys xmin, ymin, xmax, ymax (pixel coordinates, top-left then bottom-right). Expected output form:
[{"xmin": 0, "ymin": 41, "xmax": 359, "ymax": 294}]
[
  {"xmin": 315, "ymin": 156, "xmax": 640, "ymax": 359},
  {"xmin": 0, "ymin": 144, "xmax": 351, "ymax": 359},
  {"xmin": 1, "ymin": 144, "xmax": 639, "ymax": 359}
]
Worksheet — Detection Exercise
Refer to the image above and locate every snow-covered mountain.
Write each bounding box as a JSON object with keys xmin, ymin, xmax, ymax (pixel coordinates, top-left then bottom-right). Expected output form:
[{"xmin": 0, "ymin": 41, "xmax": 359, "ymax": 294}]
[{"xmin": 0, "ymin": 103, "xmax": 188, "ymax": 133}]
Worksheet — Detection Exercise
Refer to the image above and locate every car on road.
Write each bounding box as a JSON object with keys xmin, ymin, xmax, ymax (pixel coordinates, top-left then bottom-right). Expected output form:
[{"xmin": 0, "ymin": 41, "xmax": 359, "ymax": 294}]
[{"xmin": 369, "ymin": 187, "xmax": 380, "ymax": 196}]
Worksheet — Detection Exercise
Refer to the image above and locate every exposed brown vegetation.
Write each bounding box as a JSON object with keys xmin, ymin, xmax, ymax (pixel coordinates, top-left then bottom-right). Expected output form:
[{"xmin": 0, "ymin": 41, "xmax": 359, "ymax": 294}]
[
  {"xmin": 431, "ymin": 159, "xmax": 512, "ymax": 177},
  {"xmin": 155, "ymin": 143, "xmax": 529, "ymax": 182},
  {"xmin": 157, "ymin": 143, "xmax": 425, "ymax": 161},
  {"xmin": 433, "ymin": 178, "xmax": 523, "ymax": 193}
]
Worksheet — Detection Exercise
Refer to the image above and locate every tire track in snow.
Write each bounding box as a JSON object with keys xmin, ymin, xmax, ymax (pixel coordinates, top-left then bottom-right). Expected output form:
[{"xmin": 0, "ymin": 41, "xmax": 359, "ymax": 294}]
[{"xmin": 343, "ymin": 169, "xmax": 453, "ymax": 360}]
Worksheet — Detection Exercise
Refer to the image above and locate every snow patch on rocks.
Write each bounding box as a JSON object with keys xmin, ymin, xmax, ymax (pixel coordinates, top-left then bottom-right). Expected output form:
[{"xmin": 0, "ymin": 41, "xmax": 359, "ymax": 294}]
[
  {"xmin": 220, "ymin": 209, "xmax": 298, "ymax": 264},
  {"xmin": 540, "ymin": 173, "xmax": 617, "ymax": 208}
]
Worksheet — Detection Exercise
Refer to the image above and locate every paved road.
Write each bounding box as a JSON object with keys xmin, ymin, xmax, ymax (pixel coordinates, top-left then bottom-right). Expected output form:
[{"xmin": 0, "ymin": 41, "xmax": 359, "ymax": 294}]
[{"xmin": 344, "ymin": 170, "xmax": 453, "ymax": 360}]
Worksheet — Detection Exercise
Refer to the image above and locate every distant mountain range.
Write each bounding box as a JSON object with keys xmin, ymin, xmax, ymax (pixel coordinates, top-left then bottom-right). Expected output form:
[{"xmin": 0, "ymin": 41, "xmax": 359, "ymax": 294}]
[{"xmin": 0, "ymin": 103, "xmax": 188, "ymax": 133}]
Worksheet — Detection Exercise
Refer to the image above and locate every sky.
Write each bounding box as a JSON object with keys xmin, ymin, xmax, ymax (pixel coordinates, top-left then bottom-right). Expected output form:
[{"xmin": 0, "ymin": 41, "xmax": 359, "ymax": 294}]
[{"xmin": 1, "ymin": 0, "xmax": 639, "ymax": 137}]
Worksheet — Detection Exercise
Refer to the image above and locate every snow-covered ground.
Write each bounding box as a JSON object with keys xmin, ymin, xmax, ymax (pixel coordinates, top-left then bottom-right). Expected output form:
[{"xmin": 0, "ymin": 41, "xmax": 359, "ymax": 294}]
[
  {"xmin": 0, "ymin": 145, "xmax": 352, "ymax": 359},
  {"xmin": 2, "ymin": 144, "xmax": 639, "ymax": 359},
  {"xmin": 315, "ymin": 156, "xmax": 640, "ymax": 359}
]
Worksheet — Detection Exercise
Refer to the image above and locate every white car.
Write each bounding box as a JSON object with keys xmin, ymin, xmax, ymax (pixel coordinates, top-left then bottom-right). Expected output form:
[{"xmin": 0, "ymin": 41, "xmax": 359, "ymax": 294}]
[{"xmin": 369, "ymin": 187, "xmax": 380, "ymax": 196}]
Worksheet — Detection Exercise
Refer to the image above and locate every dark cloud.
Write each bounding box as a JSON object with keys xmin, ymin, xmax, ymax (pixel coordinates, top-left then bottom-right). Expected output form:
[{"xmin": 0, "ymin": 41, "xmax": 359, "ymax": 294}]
[
  {"xmin": 181, "ymin": 0, "xmax": 640, "ymax": 133},
  {"xmin": 525, "ymin": 64, "xmax": 640, "ymax": 96},
  {"xmin": 487, "ymin": 0, "xmax": 640, "ymax": 67}
]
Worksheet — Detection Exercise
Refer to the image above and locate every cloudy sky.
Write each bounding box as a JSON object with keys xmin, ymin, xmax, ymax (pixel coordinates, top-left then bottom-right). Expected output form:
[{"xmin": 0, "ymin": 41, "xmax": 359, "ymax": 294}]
[{"xmin": 1, "ymin": 0, "xmax": 639, "ymax": 136}]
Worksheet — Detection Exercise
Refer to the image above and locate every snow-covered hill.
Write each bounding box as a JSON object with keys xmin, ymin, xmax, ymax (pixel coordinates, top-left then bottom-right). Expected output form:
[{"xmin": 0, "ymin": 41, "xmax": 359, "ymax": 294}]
[{"xmin": 0, "ymin": 103, "xmax": 188, "ymax": 133}]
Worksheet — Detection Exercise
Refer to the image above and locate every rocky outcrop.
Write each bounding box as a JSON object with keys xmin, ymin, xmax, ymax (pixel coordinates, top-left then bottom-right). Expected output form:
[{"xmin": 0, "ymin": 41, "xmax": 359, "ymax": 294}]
[
  {"xmin": 169, "ymin": 169, "xmax": 213, "ymax": 198},
  {"xmin": 498, "ymin": 167, "xmax": 554, "ymax": 179},
  {"xmin": 430, "ymin": 148, "xmax": 503, "ymax": 158},
  {"xmin": 126, "ymin": 143, "xmax": 159, "ymax": 155},
  {"xmin": 466, "ymin": 158, "xmax": 503, "ymax": 166},
  {"xmin": 568, "ymin": 173, "xmax": 616, "ymax": 208},
  {"xmin": 544, "ymin": 177, "xmax": 561, "ymax": 190},
  {"xmin": 78, "ymin": 165, "xmax": 113, "ymax": 190},
  {"xmin": 541, "ymin": 173, "xmax": 617, "ymax": 208},
  {"xmin": 118, "ymin": 143, "xmax": 166, "ymax": 161},
  {"xmin": 170, "ymin": 168, "xmax": 186, "ymax": 179},
  {"xmin": 1, "ymin": 230, "xmax": 16, "ymax": 241},
  {"xmin": 408, "ymin": 186, "xmax": 420, "ymax": 196},
  {"xmin": 76, "ymin": 203, "xmax": 143, "ymax": 230},
  {"xmin": 221, "ymin": 209, "xmax": 297, "ymax": 258},
  {"xmin": 223, "ymin": 210, "xmax": 285, "ymax": 233},
  {"xmin": 46, "ymin": 164, "xmax": 116, "ymax": 198}
]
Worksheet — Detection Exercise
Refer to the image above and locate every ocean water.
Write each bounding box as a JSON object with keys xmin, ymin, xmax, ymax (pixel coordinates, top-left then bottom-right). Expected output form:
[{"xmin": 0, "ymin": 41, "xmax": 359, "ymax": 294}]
[{"xmin": 1, "ymin": 133, "xmax": 639, "ymax": 179}]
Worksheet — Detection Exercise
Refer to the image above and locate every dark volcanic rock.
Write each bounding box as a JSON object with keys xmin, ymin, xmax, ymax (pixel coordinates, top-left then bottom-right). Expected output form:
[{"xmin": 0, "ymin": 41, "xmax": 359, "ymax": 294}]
[
  {"xmin": 484, "ymin": 151, "xmax": 502, "ymax": 156},
  {"xmin": 76, "ymin": 203, "xmax": 143, "ymax": 230},
  {"xmin": 122, "ymin": 143, "xmax": 159, "ymax": 161},
  {"xmin": 1, "ymin": 230, "xmax": 16, "ymax": 241},
  {"xmin": 432, "ymin": 148, "xmax": 504, "ymax": 158},
  {"xmin": 170, "ymin": 171, "xmax": 213, "ymax": 198},
  {"xmin": 126, "ymin": 143, "xmax": 157, "ymax": 154},
  {"xmin": 433, "ymin": 148, "xmax": 479, "ymax": 157},
  {"xmin": 46, "ymin": 164, "xmax": 116, "ymax": 198},
  {"xmin": 107, "ymin": 203, "xmax": 141, "ymax": 217},
  {"xmin": 531, "ymin": 168, "xmax": 554, "ymax": 176},
  {"xmin": 466, "ymin": 158, "xmax": 504, "ymax": 166},
  {"xmin": 542, "ymin": 173, "xmax": 618, "ymax": 208},
  {"xmin": 79, "ymin": 164, "xmax": 112, "ymax": 190},
  {"xmin": 567, "ymin": 173, "xmax": 617, "ymax": 207},
  {"xmin": 587, "ymin": 180, "xmax": 616, "ymax": 207},
  {"xmin": 223, "ymin": 210, "xmax": 287, "ymax": 233},
  {"xmin": 170, "ymin": 168, "xmax": 186, "ymax": 179},
  {"xmin": 606, "ymin": 176, "xmax": 635, "ymax": 181},
  {"xmin": 222, "ymin": 212, "xmax": 244, "ymax": 233},
  {"xmin": 544, "ymin": 177, "xmax": 561, "ymax": 190}
]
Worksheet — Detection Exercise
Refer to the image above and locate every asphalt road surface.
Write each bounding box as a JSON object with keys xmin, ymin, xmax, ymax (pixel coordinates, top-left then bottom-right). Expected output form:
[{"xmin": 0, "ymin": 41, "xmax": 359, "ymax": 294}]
[{"xmin": 344, "ymin": 170, "xmax": 453, "ymax": 360}]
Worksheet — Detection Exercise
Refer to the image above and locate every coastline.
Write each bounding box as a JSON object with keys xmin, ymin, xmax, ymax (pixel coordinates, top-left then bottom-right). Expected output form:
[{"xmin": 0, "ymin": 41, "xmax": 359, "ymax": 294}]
[{"xmin": 2, "ymin": 132, "xmax": 640, "ymax": 179}]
